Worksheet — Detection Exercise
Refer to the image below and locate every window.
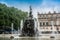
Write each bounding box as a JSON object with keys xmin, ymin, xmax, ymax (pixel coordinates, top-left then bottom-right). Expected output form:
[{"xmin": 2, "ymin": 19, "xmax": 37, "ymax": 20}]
[
  {"xmin": 40, "ymin": 22, "xmax": 42, "ymax": 26},
  {"xmin": 43, "ymin": 22, "xmax": 45, "ymax": 25},
  {"xmin": 40, "ymin": 22, "xmax": 45, "ymax": 26},
  {"xmin": 46, "ymin": 22, "xmax": 48, "ymax": 26}
]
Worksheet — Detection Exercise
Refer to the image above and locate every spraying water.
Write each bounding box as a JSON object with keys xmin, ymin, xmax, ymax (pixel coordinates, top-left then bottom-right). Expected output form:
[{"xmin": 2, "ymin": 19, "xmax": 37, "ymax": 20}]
[
  {"xmin": 51, "ymin": 21, "xmax": 55, "ymax": 35},
  {"xmin": 11, "ymin": 23, "xmax": 14, "ymax": 34},
  {"xmin": 20, "ymin": 20, "xmax": 23, "ymax": 34},
  {"xmin": 34, "ymin": 18, "xmax": 37, "ymax": 36}
]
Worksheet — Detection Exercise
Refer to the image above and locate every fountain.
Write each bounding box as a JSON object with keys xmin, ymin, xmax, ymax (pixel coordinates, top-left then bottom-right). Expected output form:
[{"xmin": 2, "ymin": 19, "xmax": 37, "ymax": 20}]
[
  {"xmin": 11, "ymin": 23, "xmax": 14, "ymax": 34},
  {"xmin": 10, "ymin": 23, "xmax": 14, "ymax": 39},
  {"xmin": 20, "ymin": 20, "xmax": 23, "ymax": 33},
  {"xmin": 21, "ymin": 6, "xmax": 36, "ymax": 37},
  {"xmin": 50, "ymin": 21, "xmax": 55, "ymax": 39}
]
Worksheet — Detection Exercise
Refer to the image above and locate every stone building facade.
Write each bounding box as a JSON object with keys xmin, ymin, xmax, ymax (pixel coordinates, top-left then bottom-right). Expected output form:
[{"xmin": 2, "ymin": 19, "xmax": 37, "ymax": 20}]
[{"xmin": 37, "ymin": 11, "xmax": 60, "ymax": 34}]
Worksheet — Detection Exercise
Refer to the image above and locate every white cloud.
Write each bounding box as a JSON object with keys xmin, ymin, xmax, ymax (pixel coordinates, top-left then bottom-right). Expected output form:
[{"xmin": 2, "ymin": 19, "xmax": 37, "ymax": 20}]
[
  {"xmin": 37, "ymin": 0, "xmax": 60, "ymax": 13},
  {"xmin": 0, "ymin": 1, "xmax": 10, "ymax": 6}
]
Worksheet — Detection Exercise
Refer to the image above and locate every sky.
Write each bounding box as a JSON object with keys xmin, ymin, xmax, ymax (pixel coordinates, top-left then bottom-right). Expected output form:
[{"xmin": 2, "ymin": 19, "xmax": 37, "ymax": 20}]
[{"xmin": 0, "ymin": 0, "xmax": 60, "ymax": 18}]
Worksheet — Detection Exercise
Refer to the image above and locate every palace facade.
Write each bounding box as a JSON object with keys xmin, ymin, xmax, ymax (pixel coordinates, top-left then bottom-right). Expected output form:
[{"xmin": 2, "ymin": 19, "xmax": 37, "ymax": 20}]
[{"xmin": 37, "ymin": 11, "xmax": 60, "ymax": 34}]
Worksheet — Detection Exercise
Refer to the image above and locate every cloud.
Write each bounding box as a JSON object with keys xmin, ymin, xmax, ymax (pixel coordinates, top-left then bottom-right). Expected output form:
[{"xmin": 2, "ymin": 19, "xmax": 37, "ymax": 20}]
[
  {"xmin": 0, "ymin": 1, "xmax": 9, "ymax": 6},
  {"xmin": 37, "ymin": 0, "xmax": 60, "ymax": 13}
]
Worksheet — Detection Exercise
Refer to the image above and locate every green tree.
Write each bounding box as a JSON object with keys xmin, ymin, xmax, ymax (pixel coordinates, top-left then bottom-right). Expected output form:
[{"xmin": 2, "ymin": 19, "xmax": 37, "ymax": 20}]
[{"xmin": 0, "ymin": 3, "xmax": 28, "ymax": 30}]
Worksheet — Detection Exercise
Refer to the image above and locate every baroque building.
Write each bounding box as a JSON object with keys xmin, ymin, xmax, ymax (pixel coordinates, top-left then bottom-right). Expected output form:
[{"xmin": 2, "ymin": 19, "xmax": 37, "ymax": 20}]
[{"xmin": 37, "ymin": 11, "xmax": 60, "ymax": 34}]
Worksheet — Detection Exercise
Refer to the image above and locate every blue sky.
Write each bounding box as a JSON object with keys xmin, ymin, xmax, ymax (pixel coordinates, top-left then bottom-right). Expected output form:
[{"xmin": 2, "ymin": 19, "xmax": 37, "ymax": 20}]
[{"xmin": 0, "ymin": 0, "xmax": 60, "ymax": 17}]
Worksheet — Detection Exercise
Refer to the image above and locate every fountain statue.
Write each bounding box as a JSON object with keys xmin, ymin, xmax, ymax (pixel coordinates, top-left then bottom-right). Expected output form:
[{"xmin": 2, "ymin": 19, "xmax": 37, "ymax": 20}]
[{"xmin": 21, "ymin": 6, "xmax": 36, "ymax": 37}]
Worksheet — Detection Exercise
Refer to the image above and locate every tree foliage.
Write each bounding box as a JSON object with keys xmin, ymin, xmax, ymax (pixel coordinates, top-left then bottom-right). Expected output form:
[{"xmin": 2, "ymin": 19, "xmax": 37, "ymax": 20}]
[{"xmin": 0, "ymin": 3, "xmax": 28, "ymax": 30}]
